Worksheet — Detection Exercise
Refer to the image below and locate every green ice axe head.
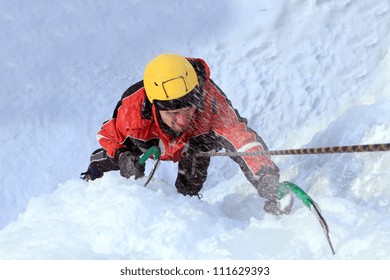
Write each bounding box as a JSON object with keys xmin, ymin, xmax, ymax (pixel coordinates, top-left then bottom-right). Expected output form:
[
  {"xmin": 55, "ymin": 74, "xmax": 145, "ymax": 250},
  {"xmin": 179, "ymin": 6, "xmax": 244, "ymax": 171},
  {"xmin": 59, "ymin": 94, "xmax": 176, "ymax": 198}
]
[
  {"xmin": 139, "ymin": 146, "xmax": 161, "ymax": 165},
  {"xmin": 278, "ymin": 181, "xmax": 312, "ymax": 208}
]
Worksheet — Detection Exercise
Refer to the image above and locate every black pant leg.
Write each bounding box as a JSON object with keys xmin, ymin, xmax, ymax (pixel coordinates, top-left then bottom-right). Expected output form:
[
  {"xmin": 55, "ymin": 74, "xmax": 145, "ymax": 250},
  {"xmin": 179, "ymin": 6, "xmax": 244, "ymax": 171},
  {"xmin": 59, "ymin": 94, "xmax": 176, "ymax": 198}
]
[{"xmin": 82, "ymin": 148, "xmax": 119, "ymax": 180}]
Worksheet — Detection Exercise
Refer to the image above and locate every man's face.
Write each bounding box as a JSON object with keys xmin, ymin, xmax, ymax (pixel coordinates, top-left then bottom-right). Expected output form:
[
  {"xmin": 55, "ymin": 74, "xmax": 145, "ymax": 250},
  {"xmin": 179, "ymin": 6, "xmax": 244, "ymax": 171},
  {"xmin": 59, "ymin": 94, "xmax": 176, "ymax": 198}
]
[{"xmin": 159, "ymin": 106, "xmax": 197, "ymax": 133}]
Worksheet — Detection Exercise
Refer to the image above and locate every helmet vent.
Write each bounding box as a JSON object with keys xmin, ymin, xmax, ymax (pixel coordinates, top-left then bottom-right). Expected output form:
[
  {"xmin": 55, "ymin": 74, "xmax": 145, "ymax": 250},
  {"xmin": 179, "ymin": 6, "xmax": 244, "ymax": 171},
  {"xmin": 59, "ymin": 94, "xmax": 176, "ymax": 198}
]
[{"xmin": 154, "ymin": 82, "xmax": 158, "ymax": 86}]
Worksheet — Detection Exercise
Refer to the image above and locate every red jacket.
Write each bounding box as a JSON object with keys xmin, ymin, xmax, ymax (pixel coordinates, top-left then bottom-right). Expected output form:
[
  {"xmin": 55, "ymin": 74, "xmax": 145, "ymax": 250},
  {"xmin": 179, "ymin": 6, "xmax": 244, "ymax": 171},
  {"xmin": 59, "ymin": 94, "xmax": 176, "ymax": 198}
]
[{"xmin": 97, "ymin": 58, "xmax": 277, "ymax": 176}]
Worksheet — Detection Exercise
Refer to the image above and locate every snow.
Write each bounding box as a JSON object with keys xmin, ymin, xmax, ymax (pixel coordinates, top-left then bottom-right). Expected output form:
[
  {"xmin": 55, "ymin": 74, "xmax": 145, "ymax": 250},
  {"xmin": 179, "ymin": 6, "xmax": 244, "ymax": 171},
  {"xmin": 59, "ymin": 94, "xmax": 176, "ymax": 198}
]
[{"xmin": 1, "ymin": 0, "xmax": 390, "ymax": 262}]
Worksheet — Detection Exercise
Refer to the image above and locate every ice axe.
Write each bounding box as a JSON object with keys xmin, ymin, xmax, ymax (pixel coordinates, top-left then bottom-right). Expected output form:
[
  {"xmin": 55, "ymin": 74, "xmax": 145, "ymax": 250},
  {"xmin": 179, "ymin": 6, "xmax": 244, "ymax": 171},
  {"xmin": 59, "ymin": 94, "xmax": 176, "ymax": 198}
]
[
  {"xmin": 279, "ymin": 181, "xmax": 336, "ymax": 255},
  {"xmin": 139, "ymin": 146, "xmax": 161, "ymax": 187}
]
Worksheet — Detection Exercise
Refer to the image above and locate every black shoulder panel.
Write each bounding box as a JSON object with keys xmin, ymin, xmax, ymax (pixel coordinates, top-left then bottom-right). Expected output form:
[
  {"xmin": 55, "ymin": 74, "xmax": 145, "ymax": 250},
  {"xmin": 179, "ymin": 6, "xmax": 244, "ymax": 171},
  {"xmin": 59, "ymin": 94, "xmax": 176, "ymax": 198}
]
[
  {"xmin": 188, "ymin": 59, "xmax": 207, "ymax": 89},
  {"xmin": 120, "ymin": 80, "xmax": 144, "ymax": 99},
  {"xmin": 112, "ymin": 80, "xmax": 152, "ymax": 119}
]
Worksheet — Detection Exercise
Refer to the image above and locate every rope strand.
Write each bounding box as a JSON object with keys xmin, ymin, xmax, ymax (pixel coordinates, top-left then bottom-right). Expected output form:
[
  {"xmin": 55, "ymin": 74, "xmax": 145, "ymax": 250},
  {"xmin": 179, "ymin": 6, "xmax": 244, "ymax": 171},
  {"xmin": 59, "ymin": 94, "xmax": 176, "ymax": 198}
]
[
  {"xmin": 191, "ymin": 143, "xmax": 390, "ymax": 175},
  {"xmin": 194, "ymin": 143, "xmax": 390, "ymax": 158}
]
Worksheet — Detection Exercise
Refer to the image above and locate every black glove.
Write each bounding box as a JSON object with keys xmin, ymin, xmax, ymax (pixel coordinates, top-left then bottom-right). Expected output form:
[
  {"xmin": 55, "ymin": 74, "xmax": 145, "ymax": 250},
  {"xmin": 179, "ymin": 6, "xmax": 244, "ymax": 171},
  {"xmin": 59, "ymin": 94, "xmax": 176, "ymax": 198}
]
[
  {"xmin": 118, "ymin": 151, "xmax": 145, "ymax": 179},
  {"xmin": 256, "ymin": 173, "xmax": 294, "ymax": 215},
  {"xmin": 80, "ymin": 163, "xmax": 104, "ymax": 181},
  {"xmin": 263, "ymin": 196, "xmax": 293, "ymax": 215}
]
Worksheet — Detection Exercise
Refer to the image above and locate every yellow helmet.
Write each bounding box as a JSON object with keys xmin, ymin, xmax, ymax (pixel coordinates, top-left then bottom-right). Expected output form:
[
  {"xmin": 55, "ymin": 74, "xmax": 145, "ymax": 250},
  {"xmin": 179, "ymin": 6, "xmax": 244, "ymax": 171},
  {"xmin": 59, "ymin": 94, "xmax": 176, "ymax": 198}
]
[{"xmin": 144, "ymin": 54, "xmax": 199, "ymax": 103}]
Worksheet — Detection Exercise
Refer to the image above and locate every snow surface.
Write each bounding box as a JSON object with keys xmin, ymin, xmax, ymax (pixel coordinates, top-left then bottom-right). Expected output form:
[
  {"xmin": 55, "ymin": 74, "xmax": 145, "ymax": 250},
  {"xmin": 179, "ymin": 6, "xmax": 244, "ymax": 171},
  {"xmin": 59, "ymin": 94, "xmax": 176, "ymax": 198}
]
[{"xmin": 1, "ymin": 0, "xmax": 390, "ymax": 259}]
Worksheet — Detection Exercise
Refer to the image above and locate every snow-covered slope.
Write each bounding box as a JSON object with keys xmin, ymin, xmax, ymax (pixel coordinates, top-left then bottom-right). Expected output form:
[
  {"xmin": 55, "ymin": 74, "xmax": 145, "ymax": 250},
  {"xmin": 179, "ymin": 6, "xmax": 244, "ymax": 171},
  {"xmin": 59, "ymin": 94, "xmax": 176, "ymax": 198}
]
[{"xmin": 1, "ymin": 0, "xmax": 390, "ymax": 259}]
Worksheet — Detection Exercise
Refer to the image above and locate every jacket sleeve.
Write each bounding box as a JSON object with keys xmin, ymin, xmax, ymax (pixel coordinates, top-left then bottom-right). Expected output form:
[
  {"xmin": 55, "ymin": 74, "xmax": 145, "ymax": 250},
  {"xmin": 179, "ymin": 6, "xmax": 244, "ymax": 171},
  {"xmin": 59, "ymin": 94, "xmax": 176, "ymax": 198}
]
[
  {"xmin": 209, "ymin": 80, "xmax": 279, "ymax": 177},
  {"xmin": 97, "ymin": 118, "xmax": 127, "ymax": 160}
]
